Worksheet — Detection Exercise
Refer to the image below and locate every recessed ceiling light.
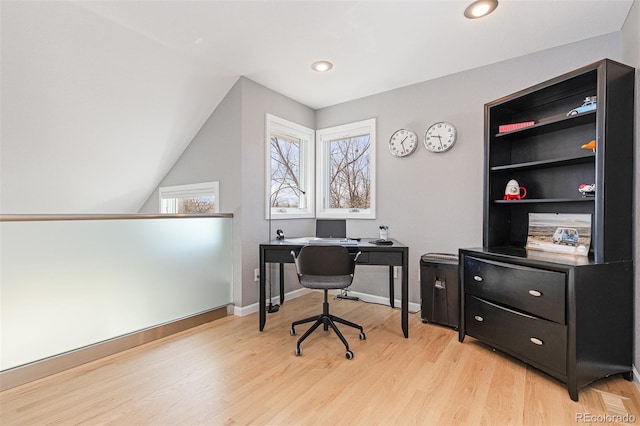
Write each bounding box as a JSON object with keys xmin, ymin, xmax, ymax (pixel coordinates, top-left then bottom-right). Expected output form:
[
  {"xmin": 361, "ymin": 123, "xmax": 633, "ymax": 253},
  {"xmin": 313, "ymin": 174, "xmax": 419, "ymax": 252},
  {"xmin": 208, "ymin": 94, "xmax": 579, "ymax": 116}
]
[
  {"xmin": 464, "ymin": 0, "xmax": 498, "ymax": 19},
  {"xmin": 311, "ymin": 61, "xmax": 334, "ymax": 72}
]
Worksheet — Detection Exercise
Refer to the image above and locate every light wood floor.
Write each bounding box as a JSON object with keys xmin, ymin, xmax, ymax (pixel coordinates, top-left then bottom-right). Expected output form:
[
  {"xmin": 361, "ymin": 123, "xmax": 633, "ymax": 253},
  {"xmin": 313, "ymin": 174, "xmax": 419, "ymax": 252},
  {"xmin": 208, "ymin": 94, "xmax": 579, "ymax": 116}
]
[{"xmin": 2, "ymin": 292, "xmax": 639, "ymax": 425}]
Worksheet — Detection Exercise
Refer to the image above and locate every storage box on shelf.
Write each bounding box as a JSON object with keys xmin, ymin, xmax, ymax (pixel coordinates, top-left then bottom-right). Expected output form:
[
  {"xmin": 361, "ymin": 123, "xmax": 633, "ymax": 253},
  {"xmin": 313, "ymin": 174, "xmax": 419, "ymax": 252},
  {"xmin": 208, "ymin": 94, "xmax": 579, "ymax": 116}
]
[{"xmin": 459, "ymin": 59, "xmax": 635, "ymax": 401}]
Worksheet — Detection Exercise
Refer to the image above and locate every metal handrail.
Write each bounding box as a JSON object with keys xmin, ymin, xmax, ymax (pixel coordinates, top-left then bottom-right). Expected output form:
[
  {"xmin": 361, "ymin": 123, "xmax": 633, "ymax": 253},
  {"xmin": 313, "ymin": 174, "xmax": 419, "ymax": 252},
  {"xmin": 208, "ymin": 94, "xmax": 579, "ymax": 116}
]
[{"xmin": 0, "ymin": 213, "xmax": 233, "ymax": 222}]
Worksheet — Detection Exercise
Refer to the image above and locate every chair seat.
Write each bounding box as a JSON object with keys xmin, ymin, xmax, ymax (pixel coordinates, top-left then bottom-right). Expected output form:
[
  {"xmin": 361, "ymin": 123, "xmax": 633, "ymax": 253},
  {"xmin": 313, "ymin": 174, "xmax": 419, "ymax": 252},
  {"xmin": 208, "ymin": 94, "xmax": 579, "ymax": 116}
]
[
  {"xmin": 291, "ymin": 245, "xmax": 364, "ymax": 359},
  {"xmin": 299, "ymin": 274, "xmax": 353, "ymax": 290}
]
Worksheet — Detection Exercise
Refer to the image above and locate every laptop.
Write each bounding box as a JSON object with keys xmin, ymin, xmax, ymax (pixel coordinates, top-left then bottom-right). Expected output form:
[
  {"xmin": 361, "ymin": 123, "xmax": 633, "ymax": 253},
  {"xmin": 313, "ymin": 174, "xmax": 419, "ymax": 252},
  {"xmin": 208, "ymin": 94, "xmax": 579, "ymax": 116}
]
[{"xmin": 315, "ymin": 219, "xmax": 346, "ymax": 238}]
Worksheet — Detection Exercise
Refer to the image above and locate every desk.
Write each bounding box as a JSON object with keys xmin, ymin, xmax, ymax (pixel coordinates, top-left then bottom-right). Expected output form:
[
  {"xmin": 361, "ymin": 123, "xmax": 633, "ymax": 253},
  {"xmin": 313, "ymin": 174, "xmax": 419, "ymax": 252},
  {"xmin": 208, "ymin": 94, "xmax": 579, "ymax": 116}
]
[{"xmin": 259, "ymin": 238, "xmax": 409, "ymax": 338}]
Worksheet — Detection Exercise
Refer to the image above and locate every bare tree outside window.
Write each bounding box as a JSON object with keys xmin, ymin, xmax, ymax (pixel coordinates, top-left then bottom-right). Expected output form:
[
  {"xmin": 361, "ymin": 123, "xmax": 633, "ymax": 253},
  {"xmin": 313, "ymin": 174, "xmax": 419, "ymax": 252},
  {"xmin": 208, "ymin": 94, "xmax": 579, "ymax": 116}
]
[
  {"xmin": 265, "ymin": 114, "xmax": 314, "ymax": 219},
  {"xmin": 267, "ymin": 116, "xmax": 373, "ymax": 219},
  {"xmin": 316, "ymin": 118, "xmax": 376, "ymax": 219},
  {"xmin": 328, "ymin": 135, "xmax": 371, "ymax": 209},
  {"xmin": 177, "ymin": 197, "xmax": 216, "ymax": 213},
  {"xmin": 270, "ymin": 134, "xmax": 302, "ymax": 208},
  {"xmin": 159, "ymin": 182, "xmax": 219, "ymax": 214}
]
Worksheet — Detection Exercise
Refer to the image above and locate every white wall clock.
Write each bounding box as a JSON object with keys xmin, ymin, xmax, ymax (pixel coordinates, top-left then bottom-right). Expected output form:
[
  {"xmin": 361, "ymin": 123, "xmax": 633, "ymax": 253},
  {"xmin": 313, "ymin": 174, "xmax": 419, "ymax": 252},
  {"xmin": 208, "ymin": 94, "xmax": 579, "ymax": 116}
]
[
  {"xmin": 388, "ymin": 129, "xmax": 418, "ymax": 157},
  {"xmin": 424, "ymin": 122, "xmax": 457, "ymax": 153}
]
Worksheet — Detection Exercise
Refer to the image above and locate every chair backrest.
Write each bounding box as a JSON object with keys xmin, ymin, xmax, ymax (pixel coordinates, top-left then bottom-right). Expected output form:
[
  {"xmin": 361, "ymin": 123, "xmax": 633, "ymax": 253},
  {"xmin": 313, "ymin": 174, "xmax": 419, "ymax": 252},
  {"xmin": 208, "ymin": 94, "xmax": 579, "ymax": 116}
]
[{"xmin": 292, "ymin": 245, "xmax": 358, "ymax": 277}]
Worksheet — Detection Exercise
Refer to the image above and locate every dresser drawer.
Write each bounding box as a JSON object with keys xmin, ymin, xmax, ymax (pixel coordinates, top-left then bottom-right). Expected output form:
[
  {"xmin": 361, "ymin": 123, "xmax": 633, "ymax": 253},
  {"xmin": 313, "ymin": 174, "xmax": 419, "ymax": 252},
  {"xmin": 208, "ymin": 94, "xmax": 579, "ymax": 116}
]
[
  {"xmin": 465, "ymin": 295, "xmax": 567, "ymax": 375},
  {"xmin": 464, "ymin": 257, "xmax": 565, "ymax": 324}
]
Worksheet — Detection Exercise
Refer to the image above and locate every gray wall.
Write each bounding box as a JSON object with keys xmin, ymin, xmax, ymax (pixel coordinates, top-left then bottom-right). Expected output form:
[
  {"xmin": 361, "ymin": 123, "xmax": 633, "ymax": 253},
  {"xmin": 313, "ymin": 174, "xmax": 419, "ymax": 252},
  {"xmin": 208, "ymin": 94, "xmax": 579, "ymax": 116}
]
[
  {"xmin": 237, "ymin": 78, "xmax": 316, "ymax": 306},
  {"xmin": 141, "ymin": 32, "xmax": 633, "ymax": 317},
  {"xmin": 316, "ymin": 32, "xmax": 623, "ymax": 301},
  {"xmin": 140, "ymin": 78, "xmax": 243, "ymax": 303},
  {"xmin": 140, "ymin": 77, "xmax": 315, "ymax": 306},
  {"xmin": 621, "ymin": 0, "xmax": 640, "ymax": 377}
]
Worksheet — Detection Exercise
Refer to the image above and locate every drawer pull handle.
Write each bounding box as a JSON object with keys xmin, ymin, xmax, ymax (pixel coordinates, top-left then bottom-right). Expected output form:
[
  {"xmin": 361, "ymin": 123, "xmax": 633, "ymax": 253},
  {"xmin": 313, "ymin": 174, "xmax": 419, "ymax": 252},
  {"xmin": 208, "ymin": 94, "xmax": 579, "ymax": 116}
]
[
  {"xmin": 474, "ymin": 315, "xmax": 484, "ymax": 322},
  {"xmin": 528, "ymin": 290, "xmax": 542, "ymax": 297},
  {"xmin": 473, "ymin": 275, "xmax": 483, "ymax": 282},
  {"xmin": 530, "ymin": 337, "xmax": 544, "ymax": 346}
]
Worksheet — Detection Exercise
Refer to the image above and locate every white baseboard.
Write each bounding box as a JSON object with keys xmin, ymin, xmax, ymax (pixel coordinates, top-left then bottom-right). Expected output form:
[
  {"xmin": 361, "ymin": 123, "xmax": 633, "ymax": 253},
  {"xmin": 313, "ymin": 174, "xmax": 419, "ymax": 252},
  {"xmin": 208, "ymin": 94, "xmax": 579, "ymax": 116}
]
[
  {"xmin": 344, "ymin": 290, "xmax": 421, "ymax": 313},
  {"xmin": 234, "ymin": 288, "xmax": 420, "ymax": 317},
  {"xmin": 234, "ymin": 288, "xmax": 312, "ymax": 316},
  {"xmin": 633, "ymin": 364, "xmax": 639, "ymax": 390}
]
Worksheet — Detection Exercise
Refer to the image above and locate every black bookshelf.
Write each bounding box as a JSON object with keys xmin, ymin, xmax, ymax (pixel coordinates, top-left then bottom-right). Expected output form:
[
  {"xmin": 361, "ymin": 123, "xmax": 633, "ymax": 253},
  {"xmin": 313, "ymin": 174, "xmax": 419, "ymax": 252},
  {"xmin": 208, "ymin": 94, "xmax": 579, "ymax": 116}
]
[{"xmin": 459, "ymin": 59, "xmax": 635, "ymax": 401}]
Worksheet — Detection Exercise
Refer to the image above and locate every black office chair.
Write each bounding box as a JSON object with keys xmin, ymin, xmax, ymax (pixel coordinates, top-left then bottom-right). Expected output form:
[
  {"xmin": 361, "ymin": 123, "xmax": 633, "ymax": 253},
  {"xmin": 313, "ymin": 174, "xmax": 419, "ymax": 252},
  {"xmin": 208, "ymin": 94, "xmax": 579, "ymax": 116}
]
[{"xmin": 290, "ymin": 245, "xmax": 366, "ymax": 359}]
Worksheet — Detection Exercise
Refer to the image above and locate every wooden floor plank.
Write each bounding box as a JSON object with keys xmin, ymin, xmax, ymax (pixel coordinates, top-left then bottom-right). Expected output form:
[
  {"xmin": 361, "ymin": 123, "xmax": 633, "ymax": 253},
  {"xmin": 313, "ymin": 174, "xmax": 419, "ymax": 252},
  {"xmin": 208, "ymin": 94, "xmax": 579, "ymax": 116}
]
[{"xmin": 1, "ymin": 292, "xmax": 639, "ymax": 425}]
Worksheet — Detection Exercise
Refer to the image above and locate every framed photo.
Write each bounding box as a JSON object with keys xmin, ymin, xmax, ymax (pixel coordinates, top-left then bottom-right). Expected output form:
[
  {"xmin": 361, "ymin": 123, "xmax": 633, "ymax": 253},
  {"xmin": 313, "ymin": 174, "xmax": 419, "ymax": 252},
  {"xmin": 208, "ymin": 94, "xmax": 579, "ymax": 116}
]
[{"xmin": 526, "ymin": 213, "xmax": 592, "ymax": 257}]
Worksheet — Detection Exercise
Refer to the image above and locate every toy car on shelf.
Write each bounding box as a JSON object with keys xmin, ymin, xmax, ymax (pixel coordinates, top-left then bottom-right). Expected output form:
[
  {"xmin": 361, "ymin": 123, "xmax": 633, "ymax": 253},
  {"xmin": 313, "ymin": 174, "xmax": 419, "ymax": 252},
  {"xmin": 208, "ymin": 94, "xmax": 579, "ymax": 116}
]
[
  {"xmin": 578, "ymin": 183, "xmax": 596, "ymax": 197},
  {"xmin": 567, "ymin": 96, "xmax": 597, "ymax": 116}
]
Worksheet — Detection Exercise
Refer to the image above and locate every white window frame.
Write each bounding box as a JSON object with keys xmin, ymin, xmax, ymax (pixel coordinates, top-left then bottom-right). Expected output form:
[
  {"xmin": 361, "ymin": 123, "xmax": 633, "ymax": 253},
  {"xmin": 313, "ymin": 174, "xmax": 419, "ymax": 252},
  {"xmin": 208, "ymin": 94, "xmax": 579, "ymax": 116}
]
[
  {"xmin": 159, "ymin": 181, "xmax": 220, "ymax": 214},
  {"xmin": 265, "ymin": 114, "xmax": 315, "ymax": 220},
  {"xmin": 315, "ymin": 118, "xmax": 376, "ymax": 219}
]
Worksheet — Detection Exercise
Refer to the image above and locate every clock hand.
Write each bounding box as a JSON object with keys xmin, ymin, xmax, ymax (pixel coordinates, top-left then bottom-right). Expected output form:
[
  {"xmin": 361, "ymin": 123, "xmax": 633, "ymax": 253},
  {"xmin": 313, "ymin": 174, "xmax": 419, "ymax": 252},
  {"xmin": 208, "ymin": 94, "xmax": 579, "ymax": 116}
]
[{"xmin": 434, "ymin": 134, "xmax": 443, "ymax": 148}]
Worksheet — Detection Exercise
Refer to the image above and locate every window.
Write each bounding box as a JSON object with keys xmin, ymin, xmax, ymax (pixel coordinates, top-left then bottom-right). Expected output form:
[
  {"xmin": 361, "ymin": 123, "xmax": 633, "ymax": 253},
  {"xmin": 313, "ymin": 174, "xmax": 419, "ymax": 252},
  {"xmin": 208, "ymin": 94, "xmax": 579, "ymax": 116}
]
[
  {"xmin": 159, "ymin": 182, "xmax": 219, "ymax": 214},
  {"xmin": 316, "ymin": 118, "xmax": 376, "ymax": 219},
  {"xmin": 265, "ymin": 114, "xmax": 315, "ymax": 219}
]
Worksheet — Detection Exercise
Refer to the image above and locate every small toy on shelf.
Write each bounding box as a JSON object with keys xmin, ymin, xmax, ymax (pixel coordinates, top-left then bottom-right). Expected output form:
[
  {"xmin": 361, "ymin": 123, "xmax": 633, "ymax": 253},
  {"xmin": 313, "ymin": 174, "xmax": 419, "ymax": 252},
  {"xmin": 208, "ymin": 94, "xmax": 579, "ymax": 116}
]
[
  {"xmin": 578, "ymin": 183, "xmax": 595, "ymax": 197},
  {"xmin": 581, "ymin": 139, "xmax": 596, "ymax": 152},
  {"xmin": 504, "ymin": 179, "xmax": 527, "ymax": 200},
  {"xmin": 567, "ymin": 96, "xmax": 596, "ymax": 116}
]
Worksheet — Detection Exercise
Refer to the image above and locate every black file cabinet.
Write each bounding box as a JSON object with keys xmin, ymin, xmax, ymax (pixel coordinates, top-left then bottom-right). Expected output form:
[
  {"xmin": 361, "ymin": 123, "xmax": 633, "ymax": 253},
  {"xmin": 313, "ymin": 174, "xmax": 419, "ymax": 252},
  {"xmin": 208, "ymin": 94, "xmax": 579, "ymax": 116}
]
[{"xmin": 420, "ymin": 253, "xmax": 459, "ymax": 329}]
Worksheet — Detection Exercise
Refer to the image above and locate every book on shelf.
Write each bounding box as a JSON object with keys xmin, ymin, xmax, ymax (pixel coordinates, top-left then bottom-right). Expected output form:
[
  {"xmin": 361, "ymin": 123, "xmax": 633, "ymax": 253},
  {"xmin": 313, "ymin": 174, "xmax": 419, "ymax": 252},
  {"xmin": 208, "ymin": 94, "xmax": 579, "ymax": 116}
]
[{"xmin": 498, "ymin": 121, "xmax": 535, "ymax": 133}]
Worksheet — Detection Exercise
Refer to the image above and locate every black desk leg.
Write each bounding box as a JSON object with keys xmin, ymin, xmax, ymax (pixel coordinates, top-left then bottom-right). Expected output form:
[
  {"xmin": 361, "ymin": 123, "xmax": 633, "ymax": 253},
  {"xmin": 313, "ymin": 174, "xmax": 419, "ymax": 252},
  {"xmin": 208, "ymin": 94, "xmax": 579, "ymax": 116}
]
[
  {"xmin": 388, "ymin": 266, "xmax": 395, "ymax": 308},
  {"xmin": 402, "ymin": 251, "xmax": 408, "ymax": 338},
  {"xmin": 259, "ymin": 247, "xmax": 266, "ymax": 331},
  {"xmin": 279, "ymin": 263, "xmax": 285, "ymax": 305}
]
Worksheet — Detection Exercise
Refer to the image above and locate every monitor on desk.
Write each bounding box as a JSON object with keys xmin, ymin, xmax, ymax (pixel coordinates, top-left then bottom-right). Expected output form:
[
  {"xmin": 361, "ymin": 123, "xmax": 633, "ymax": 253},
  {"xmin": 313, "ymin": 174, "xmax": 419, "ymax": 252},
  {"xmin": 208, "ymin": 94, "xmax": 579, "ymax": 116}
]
[{"xmin": 315, "ymin": 219, "xmax": 346, "ymax": 238}]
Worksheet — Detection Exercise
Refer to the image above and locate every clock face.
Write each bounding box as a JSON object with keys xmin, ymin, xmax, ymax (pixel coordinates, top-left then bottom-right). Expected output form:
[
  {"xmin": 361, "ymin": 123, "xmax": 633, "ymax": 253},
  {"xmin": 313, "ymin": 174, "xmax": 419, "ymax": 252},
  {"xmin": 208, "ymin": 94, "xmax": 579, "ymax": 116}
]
[
  {"xmin": 388, "ymin": 129, "xmax": 418, "ymax": 157},
  {"xmin": 424, "ymin": 122, "xmax": 457, "ymax": 153}
]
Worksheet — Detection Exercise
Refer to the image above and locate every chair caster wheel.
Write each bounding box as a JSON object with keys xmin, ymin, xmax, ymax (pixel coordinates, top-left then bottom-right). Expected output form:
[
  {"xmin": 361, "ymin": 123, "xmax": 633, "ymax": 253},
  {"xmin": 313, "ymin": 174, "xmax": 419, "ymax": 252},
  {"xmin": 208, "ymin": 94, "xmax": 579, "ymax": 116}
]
[
  {"xmin": 359, "ymin": 332, "xmax": 366, "ymax": 340},
  {"xmin": 345, "ymin": 350, "xmax": 354, "ymax": 360},
  {"xmin": 295, "ymin": 347, "xmax": 302, "ymax": 356},
  {"xmin": 290, "ymin": 328, "xmax": 296, "ymax": 336}
]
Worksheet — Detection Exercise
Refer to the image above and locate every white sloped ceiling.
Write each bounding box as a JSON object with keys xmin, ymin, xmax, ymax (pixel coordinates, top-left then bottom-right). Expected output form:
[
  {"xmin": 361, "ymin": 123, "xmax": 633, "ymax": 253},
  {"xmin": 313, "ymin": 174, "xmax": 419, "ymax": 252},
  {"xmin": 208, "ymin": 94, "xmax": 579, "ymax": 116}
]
[{"xmin": 0, "ymin": 0, "xmax": 633, "ymax": 213}]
